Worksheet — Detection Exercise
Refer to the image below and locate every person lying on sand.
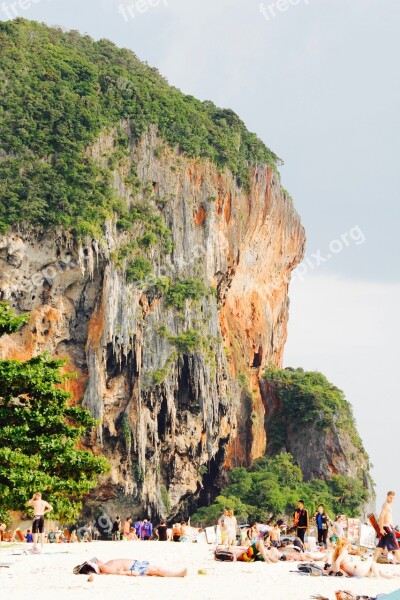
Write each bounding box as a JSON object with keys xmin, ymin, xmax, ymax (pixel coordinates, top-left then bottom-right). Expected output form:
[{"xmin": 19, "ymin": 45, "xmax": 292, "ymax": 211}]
[
  {"xmin": 214, "ymin": 541, "xmax": 279, "ymax": 563},
  {"xmin": 73, "ymin": 557, "xmax": 187, "ymax": 577},
  {"xmin": 312, "ymin": 591, "xmax": 391, "ymax": 600},
  {"xmin": 333, "ymin": 538, "xmax": 400, "ymax": 579},
  {"xmin": 278, "ymin": 537, "xmax": 329, "ymax": 563}
]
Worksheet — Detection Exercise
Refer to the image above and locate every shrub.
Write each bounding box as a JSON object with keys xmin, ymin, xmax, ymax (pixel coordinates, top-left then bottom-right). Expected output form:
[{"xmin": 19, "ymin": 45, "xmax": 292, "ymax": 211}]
[
  {"xmin": 166, "ymin": 278, "xmax": 209, "ymax": 310},
  {"xmin": 126, "ymin": 256, "xmax": 153, "ymax": 284},
  {"xmin": 167, "ymin": 330, "xmax": 201, "ymax": 353}
]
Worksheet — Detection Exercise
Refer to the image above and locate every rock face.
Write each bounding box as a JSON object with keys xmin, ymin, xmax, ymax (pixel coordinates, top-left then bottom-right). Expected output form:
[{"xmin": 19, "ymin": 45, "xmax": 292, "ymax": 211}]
[
  {"xmin": 260, "ymin": 378, "xmax": 375, "ymax": 516},
  {"xmin": 0, "ymin": 127, "xmax": 305, "ymax": 519}
]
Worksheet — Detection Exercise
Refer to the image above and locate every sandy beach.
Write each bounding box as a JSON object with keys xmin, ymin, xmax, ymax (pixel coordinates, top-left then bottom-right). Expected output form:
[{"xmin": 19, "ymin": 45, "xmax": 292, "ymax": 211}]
[{"xmin": 1, "ymin": 540, "xmax": 400, "ymax": 600}]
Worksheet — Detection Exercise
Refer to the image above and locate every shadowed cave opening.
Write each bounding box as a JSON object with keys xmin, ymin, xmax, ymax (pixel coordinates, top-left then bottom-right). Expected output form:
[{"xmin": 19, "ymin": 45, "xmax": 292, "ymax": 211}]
[
  {"xmin": 252, "ymin": 346, "xmax": 263, "ymax": 368},
  {"xmin": 106, "ymin": 344, "xmax": 136, "ymax": 381},
  {"xmin": 157, "ymin": 396, "xmax": 168, "ymax": 440},
  {"xmin": 196, "ymin": 438, "xmax": 229, "ymax": 510},
  {"xmin": 175, "ymin": 355, "xmax": 196, "ymax": 411}
]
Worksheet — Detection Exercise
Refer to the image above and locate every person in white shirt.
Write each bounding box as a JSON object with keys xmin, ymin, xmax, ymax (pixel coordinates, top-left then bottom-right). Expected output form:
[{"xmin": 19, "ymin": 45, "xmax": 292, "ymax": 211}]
[{"xmin": 223, "ymin": 509, "xmax": 238, "ymax": 546}]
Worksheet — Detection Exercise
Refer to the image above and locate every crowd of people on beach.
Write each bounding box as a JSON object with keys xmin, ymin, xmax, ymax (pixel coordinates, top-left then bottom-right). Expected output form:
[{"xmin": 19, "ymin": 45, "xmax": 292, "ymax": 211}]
[
  {"xmin": 109, "ymin": 516, "xmax": 192, "ymax": 542},
  {"xmin": 3, "ymin": 489, "xmax": 400, "ymax": 593}
]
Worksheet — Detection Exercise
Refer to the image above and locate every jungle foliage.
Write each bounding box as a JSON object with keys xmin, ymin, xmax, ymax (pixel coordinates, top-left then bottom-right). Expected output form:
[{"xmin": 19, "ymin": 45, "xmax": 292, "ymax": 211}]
[
  {"xmin": 0, "ymin": 19, "xmax": 279, "ymax": 238},
  {"xmin": 0, "ymin": 304, "xmax": 109, "ymax": 522},
  {"xmin": 191, "ymin": 453, "xmax": 369, "ymax": 526}
]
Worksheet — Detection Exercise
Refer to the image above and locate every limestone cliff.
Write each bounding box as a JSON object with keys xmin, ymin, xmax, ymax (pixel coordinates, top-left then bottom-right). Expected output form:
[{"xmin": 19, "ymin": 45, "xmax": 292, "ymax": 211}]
[
  {"xmin": 0, "ymin": 124, "xmax": 305, "ymax": 519},
  {"xmin": 0, "ymin": 19, "xmax": 310, "ymax": 521}
]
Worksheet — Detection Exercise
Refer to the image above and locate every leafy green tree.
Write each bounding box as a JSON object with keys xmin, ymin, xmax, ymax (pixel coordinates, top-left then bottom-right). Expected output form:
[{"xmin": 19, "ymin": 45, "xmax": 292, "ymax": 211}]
[
  {"xmin": 0, "ymin": 304, "xmax": 109, "ymax": 522},
  {"xmin": 327, "ymin": 474, "xmax": 368, "ymax": 517},
  {"xmin": 191, "ymin": 453, "xmax": 369, "ymax": 526}
]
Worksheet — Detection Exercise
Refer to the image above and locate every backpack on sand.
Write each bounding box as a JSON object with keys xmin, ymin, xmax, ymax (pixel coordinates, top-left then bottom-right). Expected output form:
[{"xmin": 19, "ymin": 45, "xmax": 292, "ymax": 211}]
[{"xmin": 297, "ymin": 562, "xmax": 323, "ymax": 576}]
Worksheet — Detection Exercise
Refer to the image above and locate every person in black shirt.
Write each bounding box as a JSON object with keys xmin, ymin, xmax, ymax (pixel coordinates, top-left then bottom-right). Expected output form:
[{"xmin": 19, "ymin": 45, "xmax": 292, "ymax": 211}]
[
  {"xmin": 156, "ymin": 520, "xmax": 168, "ymax": 541},
  {"xmin": 293, "ymin": 500, "xmax": 309, "ymax": 544},
  {"xmin": 313, "ymin": 504, "xmax": 331, "ymax": 548},
  {"xmin": 111, "ymin": 516, "xmax": 121, "ymax": 541}
]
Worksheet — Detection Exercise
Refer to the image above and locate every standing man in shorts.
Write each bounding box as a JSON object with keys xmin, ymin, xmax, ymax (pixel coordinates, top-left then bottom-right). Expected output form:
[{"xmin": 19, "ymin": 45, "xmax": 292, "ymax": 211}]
[
  {"xmin": 373, "ymin": 490, "xmax": 400, "ymax": 563},
  {"xmin": 26, "ymin": 492, "xmax": 53, "ymax": 553}
]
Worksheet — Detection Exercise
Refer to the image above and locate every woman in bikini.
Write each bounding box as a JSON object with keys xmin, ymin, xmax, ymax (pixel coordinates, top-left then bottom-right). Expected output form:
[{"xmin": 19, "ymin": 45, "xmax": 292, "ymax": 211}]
[{"xmin": 333, "ymin": 538, "xmax": 398, "ymax": 578}]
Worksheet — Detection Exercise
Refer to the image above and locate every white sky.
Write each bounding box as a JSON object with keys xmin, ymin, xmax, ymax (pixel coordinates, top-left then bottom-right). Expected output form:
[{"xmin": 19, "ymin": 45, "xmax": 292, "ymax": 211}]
[{"xmin": 2, "ymin": 0, "xmax": 399, "ymax": 520}]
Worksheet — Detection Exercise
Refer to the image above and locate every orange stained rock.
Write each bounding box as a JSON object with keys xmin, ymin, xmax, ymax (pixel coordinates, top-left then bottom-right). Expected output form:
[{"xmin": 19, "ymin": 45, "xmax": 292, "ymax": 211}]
[
  {"xmin": 86, "ymin": 301, "xmax": 106, "ymax": 348},
  {"xmin": 194, "ymin": 205, "xmax": 206, "ymax": 225}
]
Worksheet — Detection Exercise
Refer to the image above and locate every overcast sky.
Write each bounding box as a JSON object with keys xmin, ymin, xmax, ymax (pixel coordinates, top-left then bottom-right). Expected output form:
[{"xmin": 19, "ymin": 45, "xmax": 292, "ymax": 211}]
[{"xmin": 3, "ymin": 0, "xmax": 399, "ymax": 520}]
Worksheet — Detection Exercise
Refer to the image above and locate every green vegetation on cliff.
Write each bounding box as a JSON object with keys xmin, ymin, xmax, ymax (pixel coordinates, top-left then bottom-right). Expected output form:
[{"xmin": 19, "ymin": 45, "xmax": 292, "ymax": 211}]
[
  {"xmin": 0, "ymin": 304, "xmax": 109, "ymax": 522},
  {"xmin": 263, "ymin": 367, "xmax": 364, "ymax": 455},
  {"xmin": 191, "ymin": 453, "xmax": 369, "ymax": 526},
  {"xmin": 192, "ymin": 369, "xmax": 373, "ymax": 525},
  {"xmin": 0, "ymin": 19, "xmax": 279, "ymax": 237},
  {"xmin": 0, "ymin": 302, "xmax": 29, "ymax": 335}
]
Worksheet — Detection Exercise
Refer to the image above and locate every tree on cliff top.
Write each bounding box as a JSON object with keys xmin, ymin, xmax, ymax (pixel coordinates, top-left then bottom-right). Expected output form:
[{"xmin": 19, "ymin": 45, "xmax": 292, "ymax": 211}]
[
  {"xmin": 0, "ymin": 19, "xmax": 280, "ymax": 238},
  {"xmin": 263, "ymin": 367, "xmax": 365, "ymax": 455},
  {"xmin": 0, "ymin": 302, "xmax": 109, "ymax": 522}
]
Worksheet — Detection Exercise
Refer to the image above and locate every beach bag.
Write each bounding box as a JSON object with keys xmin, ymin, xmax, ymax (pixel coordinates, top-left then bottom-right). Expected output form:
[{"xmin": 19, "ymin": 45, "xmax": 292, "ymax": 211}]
[
  {"xmin": 297, "ymin": 562, "xmax": 323, "ymax": 576},
  {"xmin": 214, "ymin": 550, "xmax": 234, "ymax": 561}
]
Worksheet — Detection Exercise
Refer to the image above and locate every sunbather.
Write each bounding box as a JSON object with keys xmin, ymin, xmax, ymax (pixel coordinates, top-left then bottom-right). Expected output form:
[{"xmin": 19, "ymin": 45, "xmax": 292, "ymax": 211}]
[
  {"xmin": 214, "ymin": 541, "xmax": 279, "ymax": 563},
  {"xmin": 333, "ymin": 538, "xmax": 400, "ymax": 578},
  {"xmin": 73, "ymin": 557, "xmax": 187, "ymax": 577}
]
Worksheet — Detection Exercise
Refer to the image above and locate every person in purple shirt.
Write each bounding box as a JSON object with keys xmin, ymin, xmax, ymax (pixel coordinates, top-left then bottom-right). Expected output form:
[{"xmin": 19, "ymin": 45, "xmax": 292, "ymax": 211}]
[
  {"xmin": 134, "ymin": 520, "xmax": 143, "ymax": 539},
  {"xmin": 142, "ymin": 519, "xmax": 153, "ymax": 540}
]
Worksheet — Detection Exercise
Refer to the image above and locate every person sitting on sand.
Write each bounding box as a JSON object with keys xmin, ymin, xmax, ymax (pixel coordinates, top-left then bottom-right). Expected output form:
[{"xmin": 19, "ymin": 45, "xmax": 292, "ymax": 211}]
[
  {"xmin": 333, "ymin": 538, "xmax": 400, "ymax": 578},
  {"xmin": 25, "ymin": 529, "xmax": 34, "ymax": 543},
  {"xmin": 245, "ymin": 522, "xmax": 260, "ymax": 546},
  {"xmin": 70, "ymin": 530, "xmax": 78, "ymax": 543},
  {"xmin": 270, "ymin": 524, "xmax": 281, "ymax": 548},
  {"xmin": 74, "ymin": 557, "xmax": 187, "ymax": 577},
  {"xmin": 215, "ymin": 541, "xmax": 279, "ymax": 563}
]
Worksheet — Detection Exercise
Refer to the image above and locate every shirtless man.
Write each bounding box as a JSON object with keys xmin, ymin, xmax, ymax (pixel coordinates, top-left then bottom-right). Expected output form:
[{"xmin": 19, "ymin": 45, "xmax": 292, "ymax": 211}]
[
  {"xmin": 26, "ymin": 492, "xmax": 53, "ymax": 553},
  {"xmin": 373, "ymin": 490, "xmax": 400, "ymax": 563},
  {"xmin": 270, "ymin": 524, "xmax": 281, "ymax": 548},
  {"xmin": 74, "ymin": 557, "xmax": 187, "ymax": 577}
]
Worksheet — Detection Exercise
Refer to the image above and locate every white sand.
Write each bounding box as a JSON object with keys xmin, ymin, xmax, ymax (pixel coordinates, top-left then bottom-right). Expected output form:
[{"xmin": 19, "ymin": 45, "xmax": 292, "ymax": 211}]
[{"xmin": 1, "ymin": 540, "xmax": 400, "ymax": 600}]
